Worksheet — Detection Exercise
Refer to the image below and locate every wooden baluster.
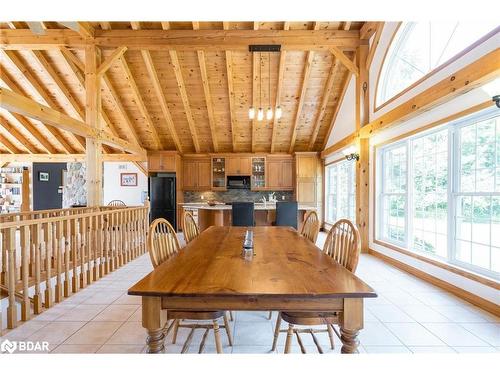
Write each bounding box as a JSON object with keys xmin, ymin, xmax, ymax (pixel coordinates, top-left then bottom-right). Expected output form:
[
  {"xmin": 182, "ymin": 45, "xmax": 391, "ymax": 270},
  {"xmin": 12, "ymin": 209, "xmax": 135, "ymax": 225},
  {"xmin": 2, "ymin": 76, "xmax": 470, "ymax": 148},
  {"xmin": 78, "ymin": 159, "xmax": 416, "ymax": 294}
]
[
  {"xmin": 132, "ymin": 210, "xmax": 137, "ymax": 259},
  {"xmin": 93, "ymin": 214, "xmax": 100, "ymax": 281},
  {"xmin": 55, "ymin": 220, "xmax": 63, "ymax": 303},
  {"xmin": 118, "ymin": 210, "xmax": 124, "ymax": 267},
  {"xmin": 44, "ymin": 222, "xmax": 53, "ymax": 308},
  {"xmin": 71, "ymin": 218, "xmax": 79, "ymax": 293},
  {"xmin": 63, "ymin": 219, "xmax": 71, "ymax": 297},
  {"xmin": 109, "ymin": 212, "xmax": 114, "ymax": 272},
  {"xmin": 80, "ymin": 216, "xmax": 87, "ymax": 289},
  {"xmin": 86, "ymin": 215, "xmax": 93, "ymax": 284},
  {"xmin": 124, "ymin": 210, "xmax": 129, "ymax": 264},
  {"xmin": 33, "ymin": 223, "xmax": 43, "ymax": 314},
  {"xmin": 6, "ymin": 227, "xmax": 17, "ymax": 328},
  {"xmin": 20, "ymin": 225, "xmax": 30, "ymax": 321},
  {"xmin": 29, "ymin": 222, "xmax": 35, "ymax": 277},
  {"xmin": 104, "ymin": 212, "xmax": 110, "ymax": 275},
  {"xmin": 1, "ymin": 229, "xmax": 6, "ymax": 284}
]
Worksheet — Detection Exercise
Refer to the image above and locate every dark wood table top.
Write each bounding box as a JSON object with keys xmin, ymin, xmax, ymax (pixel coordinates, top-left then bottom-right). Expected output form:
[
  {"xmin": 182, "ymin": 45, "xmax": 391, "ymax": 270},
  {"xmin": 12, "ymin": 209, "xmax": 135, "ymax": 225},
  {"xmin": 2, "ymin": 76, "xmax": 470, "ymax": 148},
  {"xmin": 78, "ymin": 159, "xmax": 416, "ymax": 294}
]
[{"xmin": 128, "ymin": 226, "xmax": 377, "ymax": 299}]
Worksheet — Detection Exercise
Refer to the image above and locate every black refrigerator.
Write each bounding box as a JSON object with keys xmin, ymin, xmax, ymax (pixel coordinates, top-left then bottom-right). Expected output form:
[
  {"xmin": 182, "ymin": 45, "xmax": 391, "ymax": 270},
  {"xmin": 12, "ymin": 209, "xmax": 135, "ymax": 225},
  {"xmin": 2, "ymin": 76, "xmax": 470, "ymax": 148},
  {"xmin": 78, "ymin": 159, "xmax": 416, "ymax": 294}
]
[{"xmin": 148, "ymin": 173, "xmax": 176, "ymax": 229}]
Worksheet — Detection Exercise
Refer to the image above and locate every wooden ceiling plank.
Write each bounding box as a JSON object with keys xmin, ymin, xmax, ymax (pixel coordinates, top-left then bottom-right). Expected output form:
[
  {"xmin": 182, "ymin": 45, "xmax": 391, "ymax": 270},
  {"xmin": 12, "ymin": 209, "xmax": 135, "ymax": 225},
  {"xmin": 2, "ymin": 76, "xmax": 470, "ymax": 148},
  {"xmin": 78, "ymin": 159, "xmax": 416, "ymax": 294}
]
[
  {"xmin": 0, "ymin": 87, "xmax": 145, "ymax": 156},
  {"xmin": 97, "ymin": 46, "xmax": 128, "ymax": 76},
  {"xmin": 0, "ymin": 153, "xmax": 147, "ymax": 163},
  {"xmin": 100, "ymin": 22, "xmax": 111, "ymax": 30},
  {"xmin": 288, "ymin": 22, "xmax": 320, "ymax": 153},
  {"xmin": 2, "ymin": 50, "xmax": 85, "ymax": 151},
  {"xmin": 119, "ymin": 56, "xmax": 163, "ymax": 150},
  {"xmin": 308, "ymin": 58, "xmax": 340, "ymax": 150},
  {"xmin": 76, "ymin": 22, "xmax": 95, "ymax": 38},
  {"xmin": 0, "ymin": 29, "xmax": 364, "ymax": 50},
  {"xmin": 0, "ymin": 115, "xmax": 39, "ymax": 153},
  {"xmin": 270, "ymin": 22, "xmax": 289, "ymax": 154},
  {"xmin": 169, "ymin": 50, "xmax": 201, "ymax": 153},
  {"xmin": 0, "ymin": 133, "xmax": 21, "ymax": 154},
  {"xmin": 131, "ymin": 22, "xmax": 182, "ymax": 152},
  {"xmin": 251, "ymin": 51, "xmax": 258, "ymax": 153},
  {"xmin": 223, "ymin": 23, "xmax": 237, "ymax": 152},
  {"xmin": 330, "ymin": 46, "xmax": 359, "ymax": 76}
]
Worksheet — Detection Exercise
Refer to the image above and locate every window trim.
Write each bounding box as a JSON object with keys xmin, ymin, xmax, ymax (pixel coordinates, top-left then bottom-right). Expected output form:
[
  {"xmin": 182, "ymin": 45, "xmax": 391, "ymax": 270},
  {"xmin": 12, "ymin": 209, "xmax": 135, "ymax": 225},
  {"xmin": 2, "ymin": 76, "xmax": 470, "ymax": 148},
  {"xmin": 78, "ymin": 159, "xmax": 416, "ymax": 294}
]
[
  {"xmin": 375, "ymin": 106, "xmax": 500, "ymax": 281},
  {"xmin": 373, "ymin": 24, "xmax": 499, "ymax": 113}
]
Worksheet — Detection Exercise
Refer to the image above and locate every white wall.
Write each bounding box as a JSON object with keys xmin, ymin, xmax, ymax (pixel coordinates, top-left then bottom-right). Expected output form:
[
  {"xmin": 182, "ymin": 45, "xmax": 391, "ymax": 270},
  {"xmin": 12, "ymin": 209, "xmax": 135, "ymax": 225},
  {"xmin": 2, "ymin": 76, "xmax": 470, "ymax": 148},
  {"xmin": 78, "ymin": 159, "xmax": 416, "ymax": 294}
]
[
  {"xmin": 103, "ymin": 162, "xmax": 148, "ymax": 206},
  {"xmin": 325, "ymin": 76, "xmax": 356, "ymax": 149}
]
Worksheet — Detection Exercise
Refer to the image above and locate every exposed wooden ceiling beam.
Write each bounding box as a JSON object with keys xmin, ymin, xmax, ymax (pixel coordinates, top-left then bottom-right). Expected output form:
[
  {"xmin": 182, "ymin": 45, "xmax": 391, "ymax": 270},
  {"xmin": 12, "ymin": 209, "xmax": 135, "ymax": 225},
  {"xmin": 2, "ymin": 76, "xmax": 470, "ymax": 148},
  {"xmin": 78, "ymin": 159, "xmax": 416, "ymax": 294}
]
[
  {"xmin": 75, "ymin": 22, "xmax": 95, "ymax": 38},
  {"xmin": 192, "ymin": 22, "xmax": 218, "ymax": 152},
  {"xmin": 330, "ymin": 47, "xmax": 358, "ymax": 76},
  {"xmin": 0, "ymin": 153, "xmax": 147, "ymax": 163},
  {"xmin": 132, "ymin": 22, "xmax": 182, "ymax": 153},
  {"xmin": 270, "ymin": 22, "xmax": 289, "ymax": 154},
  {"xmin": 288, "ymin": 22, "xmax": 320, "ymax": 153},
  {"xmin": 0, "ymin": 115, "xmax": 39, "ymax": 153},
  {"xmin": 359, "ymin": 48, "xmax": 500, "ymax": 138},
  {"xmin": 366, "ymin": 22, "xmax": 384, "ymax": 69},
  {"xmin": 97, "ymin": 46, "xmax": 127, "ymax": 76},
  {"xmin": 2, "ymin": 50, "xmax": 85, "ymax": 151},
  {"xmin": 308, "ymin": 58, "xmax": 340, "ymax": 150},
  {"xmin": 223, "ymin": 23, "xmax": 237, "ymax": 152},
  {"xmin": 359, "ymin": 22, "xmax": 380, "ymax": 40},
  {"xmin": 0, "ymin": 29, "xmax": 364, "ymax": 50},
  {"xmin": 0, "ymin": 87, "xmax": 145, "ymax": 156},
  {"xmin": 0, "ymin": 132, "xmax": 22, "ymax": 153},
  {"xmin": 119, "ymin": 56, "xmax": 163, "ymax": 150},
  {"xmin": 99, "ymin": 22, "xmax": 111, "ymax": 30},
  {"xmin": 169, "ymin": 50, "xmax": 201, "ymax": 153}
]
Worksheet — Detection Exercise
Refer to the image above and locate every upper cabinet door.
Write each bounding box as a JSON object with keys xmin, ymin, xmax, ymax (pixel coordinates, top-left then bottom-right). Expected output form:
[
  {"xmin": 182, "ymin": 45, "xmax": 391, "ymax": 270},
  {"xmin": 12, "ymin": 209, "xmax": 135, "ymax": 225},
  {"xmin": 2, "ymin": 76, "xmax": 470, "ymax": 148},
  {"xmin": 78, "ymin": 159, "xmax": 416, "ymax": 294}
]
[
  {"xmin": 162, "ymin": 155, "xmax": 176, "ymax": 172},
  {"xmin": 182, "ymin": 161, "xmax": 198, "ymax": 190},
  {"xmin": 226, "ymin": 157, "xmax": 240, "ymax": 175},
  {"xmin": 197, "ymin": 160, "xmax": 212, "ymax": 189},
  {"xmin": 239, "ymin": 157, "xmax": 252, "ymax": 175},
  {"xmin": 266, "ymin": 160, "xmax": 282, "ymax": 189},
  {"xmin": 148, "ymin": 154, "xmax": 162, "ymax": 171},
  {"xmin": 281, "ymin": 160, "xmax": 294, "ymax": 189}
]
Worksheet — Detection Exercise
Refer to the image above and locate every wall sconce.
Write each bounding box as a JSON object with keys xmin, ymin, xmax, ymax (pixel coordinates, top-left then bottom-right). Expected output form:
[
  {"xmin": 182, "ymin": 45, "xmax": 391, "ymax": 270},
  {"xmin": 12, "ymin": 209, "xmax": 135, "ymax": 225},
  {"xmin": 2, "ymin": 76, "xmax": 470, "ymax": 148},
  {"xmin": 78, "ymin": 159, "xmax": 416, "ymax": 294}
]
[
  {"xmin": 342, "ymin": 145, "xmax": 359, "ymax": 161},
  {"xmin": 493, "ymin": 95, "xmax": 500, "ymax": 109}
]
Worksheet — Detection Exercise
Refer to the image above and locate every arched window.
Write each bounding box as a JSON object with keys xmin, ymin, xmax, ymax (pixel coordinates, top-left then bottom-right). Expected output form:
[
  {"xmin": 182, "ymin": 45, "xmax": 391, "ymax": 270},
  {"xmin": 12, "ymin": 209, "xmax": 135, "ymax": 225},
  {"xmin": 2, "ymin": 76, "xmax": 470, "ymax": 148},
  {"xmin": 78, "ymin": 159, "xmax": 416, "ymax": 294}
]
[{"xmin": 376, "ymin": 22, "xmax": 499, "ymax": 108}]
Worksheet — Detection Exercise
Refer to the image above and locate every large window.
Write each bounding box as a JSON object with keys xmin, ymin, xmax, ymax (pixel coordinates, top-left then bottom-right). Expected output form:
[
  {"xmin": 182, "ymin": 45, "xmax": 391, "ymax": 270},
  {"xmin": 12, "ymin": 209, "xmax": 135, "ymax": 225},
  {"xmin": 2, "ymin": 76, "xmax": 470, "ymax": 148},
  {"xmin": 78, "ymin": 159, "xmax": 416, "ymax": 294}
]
[
  {"xmin": 377, "ymin": 108, "xmax": 500, "ymax": 279},
  {"xmin": 376, "ymin": 22, "xmax": 498, "ymax": 107},
  {"xmin": 325, "ymin": 160, "xmax": 355, "ymax": 224}
]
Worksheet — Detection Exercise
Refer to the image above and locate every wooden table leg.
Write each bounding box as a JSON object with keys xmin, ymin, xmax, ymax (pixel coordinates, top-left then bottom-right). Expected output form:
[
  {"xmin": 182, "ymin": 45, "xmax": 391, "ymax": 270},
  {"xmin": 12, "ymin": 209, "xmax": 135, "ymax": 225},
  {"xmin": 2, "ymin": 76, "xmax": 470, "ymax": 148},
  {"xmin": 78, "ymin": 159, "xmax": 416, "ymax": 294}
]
[
  {"xmin": 142, "ymin": 296, "xmax": 167, "ymax": 353},
  {"xmin": 339, "ymin": 298, "xmax": 363, "ymax": 354}
]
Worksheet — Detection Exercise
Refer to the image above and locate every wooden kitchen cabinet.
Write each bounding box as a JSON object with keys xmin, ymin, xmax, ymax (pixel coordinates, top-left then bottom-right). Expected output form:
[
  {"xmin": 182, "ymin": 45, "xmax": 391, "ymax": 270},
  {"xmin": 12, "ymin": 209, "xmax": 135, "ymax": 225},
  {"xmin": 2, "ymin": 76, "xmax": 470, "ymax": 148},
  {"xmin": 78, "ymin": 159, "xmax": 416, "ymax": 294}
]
[
  {"xmin": 226, "ymin": 156, "xmax": 252, "ymax": 175},
  {"xmin": 295, "ymin": 152, "xmax": 321, "ymax": 206},
  {"xmin": 266, "ymin": 156, "xmax": 294, "ymax": 190},
  {"xmin": 148, "ymin": 152, "xmax": 176, "ymax": 172},
  {"xmin": 182, "ymin": 158, "xmax": 211, "ymax": 191}
]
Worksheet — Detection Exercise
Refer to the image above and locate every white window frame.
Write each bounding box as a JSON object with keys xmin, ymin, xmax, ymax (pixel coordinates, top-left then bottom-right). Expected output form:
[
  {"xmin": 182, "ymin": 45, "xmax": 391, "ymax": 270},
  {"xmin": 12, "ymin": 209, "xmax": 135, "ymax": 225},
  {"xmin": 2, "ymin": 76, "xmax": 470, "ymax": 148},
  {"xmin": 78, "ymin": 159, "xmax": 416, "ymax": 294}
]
[{"xmin": 376, "ymin": 107, "xmax": 500, "ymax": 280}]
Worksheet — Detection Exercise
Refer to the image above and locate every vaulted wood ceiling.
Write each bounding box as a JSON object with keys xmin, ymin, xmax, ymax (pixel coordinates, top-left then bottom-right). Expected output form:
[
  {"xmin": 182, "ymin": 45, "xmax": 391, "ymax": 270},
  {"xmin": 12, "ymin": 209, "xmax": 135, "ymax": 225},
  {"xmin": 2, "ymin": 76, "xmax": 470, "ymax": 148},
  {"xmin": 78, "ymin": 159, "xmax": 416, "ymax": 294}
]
[{"xmin": 0, "ymin": 21, "xmax": 369, "ymax": 156}]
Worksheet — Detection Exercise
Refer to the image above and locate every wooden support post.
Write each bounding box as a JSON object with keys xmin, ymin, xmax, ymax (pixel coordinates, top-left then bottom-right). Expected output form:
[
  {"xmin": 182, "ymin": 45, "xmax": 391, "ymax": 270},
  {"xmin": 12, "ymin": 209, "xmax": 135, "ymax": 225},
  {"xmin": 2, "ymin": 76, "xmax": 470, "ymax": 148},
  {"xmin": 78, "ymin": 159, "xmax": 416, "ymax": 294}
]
[
  {"xmin": 355, "ymin": 44, "xmax": 370, "ymax": 253},
  {"xmin": 85, "ymin": 45, "xmax": 103, "ymax": 207}
]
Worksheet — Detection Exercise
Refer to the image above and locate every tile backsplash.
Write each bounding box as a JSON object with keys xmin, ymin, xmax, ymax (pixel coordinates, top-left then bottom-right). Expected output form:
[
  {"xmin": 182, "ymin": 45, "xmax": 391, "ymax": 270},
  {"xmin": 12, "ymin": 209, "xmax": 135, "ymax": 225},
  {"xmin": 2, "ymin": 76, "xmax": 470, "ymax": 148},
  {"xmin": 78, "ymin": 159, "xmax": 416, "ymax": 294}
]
[{"xmin": 183, "ymin": 190, "xmax": 294, "ymax": 203}]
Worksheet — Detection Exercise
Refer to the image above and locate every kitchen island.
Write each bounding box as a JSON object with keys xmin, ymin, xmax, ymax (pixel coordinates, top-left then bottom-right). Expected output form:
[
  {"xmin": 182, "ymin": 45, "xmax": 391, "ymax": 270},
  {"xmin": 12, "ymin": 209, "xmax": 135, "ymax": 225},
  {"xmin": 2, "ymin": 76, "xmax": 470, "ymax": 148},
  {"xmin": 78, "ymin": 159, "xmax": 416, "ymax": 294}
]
[{"xmin": 180, "ymin": 202, "xmax": 317, "ymax": 231}]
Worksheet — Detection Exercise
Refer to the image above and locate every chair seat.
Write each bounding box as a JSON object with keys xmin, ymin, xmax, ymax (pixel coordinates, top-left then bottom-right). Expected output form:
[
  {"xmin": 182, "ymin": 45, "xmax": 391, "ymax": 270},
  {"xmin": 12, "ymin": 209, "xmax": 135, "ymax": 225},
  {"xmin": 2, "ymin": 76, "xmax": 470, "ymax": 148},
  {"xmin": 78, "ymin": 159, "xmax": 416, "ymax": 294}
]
[
  {"xmin": 167, "ymin": 310, "xmax": 225, "ymax": 320},
  {"xmin": 280, "ymin": 311, "xmax": 340, "ymax": 325}
]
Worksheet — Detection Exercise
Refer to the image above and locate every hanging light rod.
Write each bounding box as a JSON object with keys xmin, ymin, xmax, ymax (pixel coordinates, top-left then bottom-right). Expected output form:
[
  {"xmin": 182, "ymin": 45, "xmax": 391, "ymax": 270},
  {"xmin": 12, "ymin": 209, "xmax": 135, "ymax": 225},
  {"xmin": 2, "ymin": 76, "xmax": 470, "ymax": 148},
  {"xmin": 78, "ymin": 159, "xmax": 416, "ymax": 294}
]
[{"xmin": 249, "ymin": 44, "xmax": 281, "ymax": 52}]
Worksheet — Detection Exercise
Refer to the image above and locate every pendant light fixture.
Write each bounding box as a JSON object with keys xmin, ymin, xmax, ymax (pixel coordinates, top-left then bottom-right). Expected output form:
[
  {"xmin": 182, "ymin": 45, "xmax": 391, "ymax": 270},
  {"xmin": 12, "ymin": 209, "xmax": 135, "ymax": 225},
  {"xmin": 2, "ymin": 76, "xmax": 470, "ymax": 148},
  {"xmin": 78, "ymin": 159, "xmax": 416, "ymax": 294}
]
[{"xmin": 266, "ymin": 52, "xmax": 273, "ymax": 121}]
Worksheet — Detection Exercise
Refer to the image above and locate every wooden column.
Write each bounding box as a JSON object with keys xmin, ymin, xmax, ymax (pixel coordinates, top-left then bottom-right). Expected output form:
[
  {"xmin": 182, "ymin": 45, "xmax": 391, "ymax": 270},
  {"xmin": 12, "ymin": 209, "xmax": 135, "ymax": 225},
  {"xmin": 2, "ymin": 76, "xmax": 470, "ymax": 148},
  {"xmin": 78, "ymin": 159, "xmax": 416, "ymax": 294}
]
[
  {"xmin": 355, "ymin": 44, "xmax": 370, "ymax": 253},
  {"xmin": 85, "ymin": 45, "xmax": 103, "ymax": 206}
]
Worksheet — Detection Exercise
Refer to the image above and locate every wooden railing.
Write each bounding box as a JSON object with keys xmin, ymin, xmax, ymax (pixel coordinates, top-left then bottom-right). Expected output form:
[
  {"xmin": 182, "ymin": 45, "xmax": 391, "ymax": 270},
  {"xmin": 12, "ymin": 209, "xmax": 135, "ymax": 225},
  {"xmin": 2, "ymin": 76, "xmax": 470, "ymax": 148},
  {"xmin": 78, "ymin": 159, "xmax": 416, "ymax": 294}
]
[{"xmin": 0, "ymin": 204, "xmax": 149, "ymax": 333}]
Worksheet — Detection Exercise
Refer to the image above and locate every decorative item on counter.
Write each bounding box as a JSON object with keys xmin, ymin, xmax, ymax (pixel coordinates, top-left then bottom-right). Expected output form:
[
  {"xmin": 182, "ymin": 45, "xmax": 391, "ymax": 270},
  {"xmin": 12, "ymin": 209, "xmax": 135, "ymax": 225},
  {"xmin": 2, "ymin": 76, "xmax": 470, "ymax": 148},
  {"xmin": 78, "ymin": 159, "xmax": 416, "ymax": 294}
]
[
  {"xmin": 207, "ymin": 200, "xmax": 217, "ymax": 206},
  {"xmin": 242, "ymin": 230, "xmax": 254, "ymax": 261}
]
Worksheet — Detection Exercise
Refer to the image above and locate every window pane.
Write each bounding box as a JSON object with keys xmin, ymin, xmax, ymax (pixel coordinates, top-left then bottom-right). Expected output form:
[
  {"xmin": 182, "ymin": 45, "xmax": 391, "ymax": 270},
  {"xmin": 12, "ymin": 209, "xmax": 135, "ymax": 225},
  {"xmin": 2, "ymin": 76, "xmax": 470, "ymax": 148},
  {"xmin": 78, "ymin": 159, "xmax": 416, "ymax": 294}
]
[{"xmin": 325, "ymin": 160, "xmax": 355, "ymax": 224}]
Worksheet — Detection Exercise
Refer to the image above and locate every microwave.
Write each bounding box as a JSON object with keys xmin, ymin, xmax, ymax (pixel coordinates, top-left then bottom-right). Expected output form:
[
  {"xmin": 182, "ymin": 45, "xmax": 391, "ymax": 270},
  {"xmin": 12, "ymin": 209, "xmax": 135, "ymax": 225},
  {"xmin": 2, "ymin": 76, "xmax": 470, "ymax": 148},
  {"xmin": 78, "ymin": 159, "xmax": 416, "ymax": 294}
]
[{"xmin": 227, "ymin": 176, "xmax": 250, "ymax": 189}]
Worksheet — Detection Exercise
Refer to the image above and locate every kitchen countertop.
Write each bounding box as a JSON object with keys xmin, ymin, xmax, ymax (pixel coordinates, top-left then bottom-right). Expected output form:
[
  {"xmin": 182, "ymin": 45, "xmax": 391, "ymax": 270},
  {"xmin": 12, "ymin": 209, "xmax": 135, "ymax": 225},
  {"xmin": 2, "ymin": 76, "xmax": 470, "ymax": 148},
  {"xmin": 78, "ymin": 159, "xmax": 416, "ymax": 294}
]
[{"xmin": 180, "ymin": 202, "xmax": 317, "ymax": 211}]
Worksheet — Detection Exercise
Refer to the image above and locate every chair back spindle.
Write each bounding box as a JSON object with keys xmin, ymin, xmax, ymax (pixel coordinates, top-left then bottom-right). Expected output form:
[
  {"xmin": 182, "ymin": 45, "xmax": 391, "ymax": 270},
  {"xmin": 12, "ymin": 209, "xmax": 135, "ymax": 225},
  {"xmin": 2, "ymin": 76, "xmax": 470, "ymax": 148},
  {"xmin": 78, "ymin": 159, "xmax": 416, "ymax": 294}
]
[
  {"xmin": 300, "ymin": 211, "xmax": 320, "ymax": 244},
  {"xmin": 323, "ymin": 219, "xmax": 360, "ymax": 273},
  {"xmin": 147, "ymin": 218, "xmax": 180, "ymax": 268},
  {"xmin": 183, "ymin": 211, "xmax": 200, "ymax": 244},
  {"xmin": 108, "ymin": 200, "xmax": 126, "ymax": 207}
]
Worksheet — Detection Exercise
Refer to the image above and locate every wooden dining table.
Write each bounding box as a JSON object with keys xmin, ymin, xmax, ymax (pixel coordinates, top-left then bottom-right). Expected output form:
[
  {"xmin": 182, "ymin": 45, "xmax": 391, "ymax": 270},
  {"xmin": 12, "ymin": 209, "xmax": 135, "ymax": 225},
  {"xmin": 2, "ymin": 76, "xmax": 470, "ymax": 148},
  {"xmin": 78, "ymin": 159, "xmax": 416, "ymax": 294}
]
[{"xmin": 128, "ymin": 226, "xmax": 377, "ymax": 353}]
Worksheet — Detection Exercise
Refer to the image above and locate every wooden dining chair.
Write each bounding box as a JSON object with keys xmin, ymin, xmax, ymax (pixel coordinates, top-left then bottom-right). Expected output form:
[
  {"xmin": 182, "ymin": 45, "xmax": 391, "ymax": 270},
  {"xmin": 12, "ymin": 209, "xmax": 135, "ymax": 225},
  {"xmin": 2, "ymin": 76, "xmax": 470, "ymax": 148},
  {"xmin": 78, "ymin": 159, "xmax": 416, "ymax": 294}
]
[
  {"xmin": 107, "ymin": 200, "xmax": 126, "ymax": 207},
  {"xmin": 182, "ymin": 211, "xmax": 200, "ymax": 244},
  {"xmin": 271, "ymin": 219, "xmax": 361, "ymax": 354},
  {"xmin": 147, "ymin": 218, "xmax": 233, "ymax": 353},
  {"xmin": 300, "ymin": 211, "xmax": 320, "ymax": 244}
]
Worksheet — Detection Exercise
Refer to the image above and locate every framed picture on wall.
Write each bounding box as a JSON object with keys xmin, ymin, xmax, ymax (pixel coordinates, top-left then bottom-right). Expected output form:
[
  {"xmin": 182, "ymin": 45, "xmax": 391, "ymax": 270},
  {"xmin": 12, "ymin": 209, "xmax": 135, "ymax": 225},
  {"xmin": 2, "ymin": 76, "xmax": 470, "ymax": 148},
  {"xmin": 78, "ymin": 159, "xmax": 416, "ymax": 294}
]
[
  {"xmin": 39, "ymin": 172, "xmax": 49, "ymax": 182},
  {"xmin": 120, "ymin": 173, "xmax": 137, "ymax": 186}
]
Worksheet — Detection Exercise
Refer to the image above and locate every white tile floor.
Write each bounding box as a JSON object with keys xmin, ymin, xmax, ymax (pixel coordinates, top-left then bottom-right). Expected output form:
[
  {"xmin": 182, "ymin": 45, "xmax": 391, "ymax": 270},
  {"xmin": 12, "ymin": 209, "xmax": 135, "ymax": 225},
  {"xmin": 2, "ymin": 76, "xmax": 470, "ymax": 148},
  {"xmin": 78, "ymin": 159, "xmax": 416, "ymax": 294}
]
[{"xmin": 1, "ymin": 232, "xmax": 499, "ymax": 354}]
